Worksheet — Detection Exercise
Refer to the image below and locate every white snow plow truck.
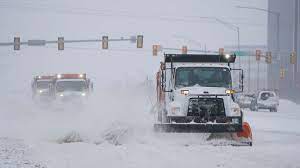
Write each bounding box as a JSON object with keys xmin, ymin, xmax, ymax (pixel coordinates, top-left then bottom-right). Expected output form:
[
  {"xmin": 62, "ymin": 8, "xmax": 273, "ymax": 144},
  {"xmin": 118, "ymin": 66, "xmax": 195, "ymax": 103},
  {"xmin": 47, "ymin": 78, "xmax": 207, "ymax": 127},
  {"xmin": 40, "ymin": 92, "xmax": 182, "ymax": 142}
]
[
  {"xmin": 154, "ymin": 53, "xmax": 252, "ymax": 146},
  {"xmin": 31, "ymin": 75, "xmax": 54, "ymax": 101},
  {"xmin": 50, "ymin": 73, "xmax": 93, "ymax": 103}
]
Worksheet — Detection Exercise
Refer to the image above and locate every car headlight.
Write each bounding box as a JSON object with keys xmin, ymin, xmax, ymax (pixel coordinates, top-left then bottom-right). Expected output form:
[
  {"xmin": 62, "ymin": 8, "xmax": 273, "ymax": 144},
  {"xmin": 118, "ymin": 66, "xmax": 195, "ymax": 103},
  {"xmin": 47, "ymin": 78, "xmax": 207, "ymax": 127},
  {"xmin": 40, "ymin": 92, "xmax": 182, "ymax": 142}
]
[
  {"xmin": 171, "ymin": 107, "xmax": 180, "ymax": 114},
  {"xmin": 38, "ymin": 90, "xmax": 43, "ymax": 93},
  {"xmin": 59, "ymin": 94, "xmax": 64, "ymax": 97},
  {"xmin": 81, "ymin": 93, "xmax": 86, "ymax": 96}
]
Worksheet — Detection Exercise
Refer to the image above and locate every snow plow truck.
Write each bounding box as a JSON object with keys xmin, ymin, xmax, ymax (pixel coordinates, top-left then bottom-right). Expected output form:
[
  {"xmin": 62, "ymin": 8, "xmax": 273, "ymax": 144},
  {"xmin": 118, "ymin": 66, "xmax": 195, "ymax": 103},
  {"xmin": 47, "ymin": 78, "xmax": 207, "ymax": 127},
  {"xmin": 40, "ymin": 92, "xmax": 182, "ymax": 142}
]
[
  {"xmin": 49, "ymin": 73, "xmax": 93, "ymax": 102},
  {"xmin": 154, "ymin": 53, "xmax": 253, "ymax": 146},
  {"xmin": 31, "ymin": 75, "xmax": 55, "ymax": 101}
]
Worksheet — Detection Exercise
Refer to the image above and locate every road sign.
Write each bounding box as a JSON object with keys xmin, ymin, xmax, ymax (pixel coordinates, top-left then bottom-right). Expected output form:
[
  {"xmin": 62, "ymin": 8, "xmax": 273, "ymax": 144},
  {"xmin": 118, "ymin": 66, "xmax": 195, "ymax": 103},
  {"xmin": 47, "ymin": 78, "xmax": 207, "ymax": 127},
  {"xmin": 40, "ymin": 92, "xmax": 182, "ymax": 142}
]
[{"xmin": 234, "ymin": 51, "xmax": 248, "ymax": 56}]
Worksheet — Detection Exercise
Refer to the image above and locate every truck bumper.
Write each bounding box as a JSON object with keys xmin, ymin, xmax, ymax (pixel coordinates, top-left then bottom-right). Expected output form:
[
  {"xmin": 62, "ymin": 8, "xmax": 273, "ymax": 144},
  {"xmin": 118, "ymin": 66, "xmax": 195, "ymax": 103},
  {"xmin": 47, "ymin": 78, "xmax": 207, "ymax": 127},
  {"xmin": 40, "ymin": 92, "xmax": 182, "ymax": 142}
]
[
  {"xmin": 154, "ymin": 123, "xmax": 242, "ymax": 133},
  {"xmin": 154, "ymin": 116, "xmax": 243, "ymax": 133}
]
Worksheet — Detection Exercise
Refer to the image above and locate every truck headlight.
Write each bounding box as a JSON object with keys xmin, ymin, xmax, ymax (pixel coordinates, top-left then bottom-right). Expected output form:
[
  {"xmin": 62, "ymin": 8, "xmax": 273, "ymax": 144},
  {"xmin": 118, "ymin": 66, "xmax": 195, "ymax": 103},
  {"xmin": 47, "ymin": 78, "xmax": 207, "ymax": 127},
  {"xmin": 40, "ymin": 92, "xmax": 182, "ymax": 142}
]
[
  {"xmin": 225, "ymin": 54, "xmax": 231, "ymax": 59},
  {"xmin": 171, "ymin": 107, "xmax": 180, "ymax": 114},
  {"xmin": 38, "ymin": 90, "xmax": 43, "ymax": 93},
  {"xmin": 180, "ymin": 90, "xmax": 189, "ymax": 96},
  {"xmin": 59, "ymin": 94, "xmax": 64, "ymax": 97},
  {"xmin": 225, "ymin": 89, "xmax": 236, "ymax": 94},
  {"xmin": 81, "ymin": 93, "xmax": 86, "ymax": 96}
]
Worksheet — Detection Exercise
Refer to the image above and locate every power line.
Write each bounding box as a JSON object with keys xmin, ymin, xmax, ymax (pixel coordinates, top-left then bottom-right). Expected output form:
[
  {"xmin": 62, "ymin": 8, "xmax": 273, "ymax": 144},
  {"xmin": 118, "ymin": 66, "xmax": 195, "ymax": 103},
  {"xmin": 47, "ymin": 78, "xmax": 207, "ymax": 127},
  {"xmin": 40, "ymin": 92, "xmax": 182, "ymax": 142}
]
[{"xmin": 0, "ymin": 2, "xmax": 266, "ymax": 27}]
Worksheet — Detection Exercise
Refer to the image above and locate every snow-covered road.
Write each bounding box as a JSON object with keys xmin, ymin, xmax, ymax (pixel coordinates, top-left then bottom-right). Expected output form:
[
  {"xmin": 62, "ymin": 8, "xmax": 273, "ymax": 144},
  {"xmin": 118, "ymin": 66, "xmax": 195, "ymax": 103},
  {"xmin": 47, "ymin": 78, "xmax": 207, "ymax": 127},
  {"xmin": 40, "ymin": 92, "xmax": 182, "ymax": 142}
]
[
  {"xmin": 1, "ymin": 92, "xmax": 300, "ymax": 168},
  {"xmin": 1, "ymin": 49, "xmax": 300, "ymax": 168}
]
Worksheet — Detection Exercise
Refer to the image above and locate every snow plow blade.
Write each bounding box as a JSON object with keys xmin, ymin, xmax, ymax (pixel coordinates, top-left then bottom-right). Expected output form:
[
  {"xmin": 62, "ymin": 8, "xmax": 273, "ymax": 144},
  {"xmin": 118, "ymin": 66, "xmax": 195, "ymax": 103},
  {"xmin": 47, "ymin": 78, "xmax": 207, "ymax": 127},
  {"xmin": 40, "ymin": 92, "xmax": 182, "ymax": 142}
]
[{"xmin": 154, "ymin": 123, "xmax": 243, "ymax": 133}]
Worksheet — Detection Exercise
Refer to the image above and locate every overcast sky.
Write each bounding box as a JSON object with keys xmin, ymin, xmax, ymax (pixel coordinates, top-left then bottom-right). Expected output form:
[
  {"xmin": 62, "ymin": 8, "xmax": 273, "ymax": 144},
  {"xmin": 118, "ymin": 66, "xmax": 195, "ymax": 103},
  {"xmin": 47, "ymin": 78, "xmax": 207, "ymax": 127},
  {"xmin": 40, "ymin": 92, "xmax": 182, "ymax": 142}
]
[{"xmin": 0, "ymin": 0, "xmax": 268, "ymax": 50}]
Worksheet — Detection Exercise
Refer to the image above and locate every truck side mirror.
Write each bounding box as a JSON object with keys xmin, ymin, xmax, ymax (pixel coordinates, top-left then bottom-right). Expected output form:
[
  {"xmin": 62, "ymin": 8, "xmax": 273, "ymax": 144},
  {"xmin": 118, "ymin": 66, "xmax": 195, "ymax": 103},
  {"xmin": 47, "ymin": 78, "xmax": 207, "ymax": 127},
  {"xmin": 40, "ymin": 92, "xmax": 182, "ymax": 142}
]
[{"xmin": 91, "ymin": 82, "xmax": 94, "ymax": 92}]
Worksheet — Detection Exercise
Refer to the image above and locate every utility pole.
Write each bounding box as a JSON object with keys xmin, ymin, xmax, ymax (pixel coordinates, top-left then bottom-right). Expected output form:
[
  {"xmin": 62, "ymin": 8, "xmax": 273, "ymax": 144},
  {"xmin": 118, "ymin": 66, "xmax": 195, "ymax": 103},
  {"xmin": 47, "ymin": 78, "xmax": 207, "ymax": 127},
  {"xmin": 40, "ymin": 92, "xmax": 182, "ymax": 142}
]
[
  {"xmin": 293, "ymin": 0, "xmax": 299, "ymax": 87},
  {"xmin": 257, "ymin": 60, "xmax": 260, "ymax": 91},
  {"xmin": 248, "ymin": 54, "xmax": 251, "ymax": 92}
]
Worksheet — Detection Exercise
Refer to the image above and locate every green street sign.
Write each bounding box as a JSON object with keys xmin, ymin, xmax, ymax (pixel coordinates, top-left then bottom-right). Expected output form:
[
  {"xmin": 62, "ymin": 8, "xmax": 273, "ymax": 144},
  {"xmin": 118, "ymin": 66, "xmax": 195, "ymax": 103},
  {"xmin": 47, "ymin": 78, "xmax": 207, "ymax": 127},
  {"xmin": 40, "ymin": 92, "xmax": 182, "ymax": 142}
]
[{"xmin": 234, "ymin": 51, "xmax": 248, "ymax": 56}]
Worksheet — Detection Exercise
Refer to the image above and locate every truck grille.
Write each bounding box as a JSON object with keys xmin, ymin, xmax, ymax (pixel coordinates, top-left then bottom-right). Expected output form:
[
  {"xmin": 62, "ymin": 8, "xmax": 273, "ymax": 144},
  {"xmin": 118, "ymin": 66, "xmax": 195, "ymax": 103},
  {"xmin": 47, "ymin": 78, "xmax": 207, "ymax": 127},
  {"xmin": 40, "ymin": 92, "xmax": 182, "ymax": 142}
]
[{"xmin": 188, "ymin": 98, "xmax": 225, "ymax": 118}]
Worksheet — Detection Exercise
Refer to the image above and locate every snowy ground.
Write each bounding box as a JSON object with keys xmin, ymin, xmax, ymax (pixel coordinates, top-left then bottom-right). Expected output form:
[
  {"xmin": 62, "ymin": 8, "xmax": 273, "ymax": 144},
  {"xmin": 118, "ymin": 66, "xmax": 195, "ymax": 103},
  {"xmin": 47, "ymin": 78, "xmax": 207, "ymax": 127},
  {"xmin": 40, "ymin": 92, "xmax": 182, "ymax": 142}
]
[
  {"xmin": 0, "ymin": 47, "xmax": 300, "ymax": 168},
  {"xmin": 1, "ymin": 79, "xmax": 300, "ymax": 168}
]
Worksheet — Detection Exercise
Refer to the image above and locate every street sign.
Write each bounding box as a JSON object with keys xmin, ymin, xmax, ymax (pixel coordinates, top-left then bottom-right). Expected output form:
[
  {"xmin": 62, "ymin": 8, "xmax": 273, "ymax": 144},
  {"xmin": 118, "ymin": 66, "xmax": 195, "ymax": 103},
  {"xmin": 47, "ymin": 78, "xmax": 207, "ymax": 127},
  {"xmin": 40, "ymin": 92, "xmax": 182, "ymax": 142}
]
[
  {"xmin": 28, "ymin": 40, "xmax": 46, "ymax": 46},
  {"xmin": 234, "ymin": 51, "xmax": 248, "ymax": 56}
]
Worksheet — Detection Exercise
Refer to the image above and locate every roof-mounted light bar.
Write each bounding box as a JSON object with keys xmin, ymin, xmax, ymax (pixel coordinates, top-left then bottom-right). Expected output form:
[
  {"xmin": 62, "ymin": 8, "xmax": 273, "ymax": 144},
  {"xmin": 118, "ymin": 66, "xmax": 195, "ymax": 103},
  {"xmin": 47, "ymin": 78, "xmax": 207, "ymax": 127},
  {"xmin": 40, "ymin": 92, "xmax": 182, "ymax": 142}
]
[
  {"xmin": 56, "ymin": 73, "xmax": 86, "ymax": 79},
  {"xmin": 164, "ymin": 54, "xmax": 236, "ymax": 63},
  {"xmin": 35, "ymin": 75, "xmax": 54, "ymax": 80}
]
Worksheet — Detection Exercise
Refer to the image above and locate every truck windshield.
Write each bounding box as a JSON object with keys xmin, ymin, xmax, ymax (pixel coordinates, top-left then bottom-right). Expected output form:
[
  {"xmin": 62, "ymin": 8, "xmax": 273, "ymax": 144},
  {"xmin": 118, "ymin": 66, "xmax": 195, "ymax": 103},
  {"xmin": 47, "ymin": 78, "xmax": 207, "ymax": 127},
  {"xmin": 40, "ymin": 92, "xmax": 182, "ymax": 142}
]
[
  {"xmin": 175, "ymin": 67, "xmax": 231, "ymax": 88},
  {"xmin": 56, "ymin": 81, "xmax": 86, "ymax": 92},
  {"xmin": 36, "ymin": 81, "xmax": 50, "ymax": 89}
]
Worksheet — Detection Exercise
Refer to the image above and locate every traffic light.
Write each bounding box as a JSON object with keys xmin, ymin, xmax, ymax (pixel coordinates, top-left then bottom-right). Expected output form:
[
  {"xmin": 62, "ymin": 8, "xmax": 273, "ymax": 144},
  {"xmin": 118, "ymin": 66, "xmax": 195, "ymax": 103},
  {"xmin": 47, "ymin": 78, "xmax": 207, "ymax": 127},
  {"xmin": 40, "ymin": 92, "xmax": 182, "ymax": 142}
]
[
  {"xmin": 58, "ymin": 37, "xmax": 64, "ymax": 50},
  {"xmin": 137, "ymin": 35, "xmax": 143, "ymax": 48},
  {"xmin": 153, "ymin": 45, "xmax": 158, "ymax": 56},
  {"xmin": 265, "ymin": 51, "xmax": 272, "ymax": 64},
  {"xmin": 219, "ymin": 48, "xmax": 224, "ymax": 55},
  {"xmin": 14, "ymin": 37, "xmax": 20, "ymax": 50},
  {"xmin": 182, "ymin": 46, "xmax": 188, "ymax": 54},
  {"xmin": 255, "ymin": 49, "xmax": 261, "ymax": 61},
  {"xmin": 102, "ymin": 36, "xmax": 108, "ymax": 49},
  {"xmin": 290, "ymin": 51, "xmax": 297, "ymax": 64},
  {"xmin": 280, "ymin": 67, "xmax": 285, "ymax": 79}
]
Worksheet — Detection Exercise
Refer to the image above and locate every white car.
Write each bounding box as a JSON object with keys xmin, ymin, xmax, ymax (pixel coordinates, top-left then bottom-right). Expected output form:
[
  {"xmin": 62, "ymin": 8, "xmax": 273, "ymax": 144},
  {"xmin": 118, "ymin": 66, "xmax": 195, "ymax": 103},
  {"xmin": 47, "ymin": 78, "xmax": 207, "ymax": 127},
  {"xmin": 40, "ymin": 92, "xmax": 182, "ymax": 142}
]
[
  {"xmin": 236, "ymin": 94, "xmax": 255, "ymax": 109},
  {"xmin": 250, "ymin": 91, "xmax": 279, "ymax": 112}
]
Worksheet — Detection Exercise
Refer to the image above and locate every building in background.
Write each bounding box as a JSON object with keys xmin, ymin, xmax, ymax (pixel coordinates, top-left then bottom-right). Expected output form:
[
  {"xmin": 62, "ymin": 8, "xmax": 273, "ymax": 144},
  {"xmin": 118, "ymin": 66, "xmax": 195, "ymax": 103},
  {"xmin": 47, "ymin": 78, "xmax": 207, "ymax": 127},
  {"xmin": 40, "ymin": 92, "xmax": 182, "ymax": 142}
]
[{"xmin": 268, "ymin": 0, "xmax": 299, "ymax": 102}]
